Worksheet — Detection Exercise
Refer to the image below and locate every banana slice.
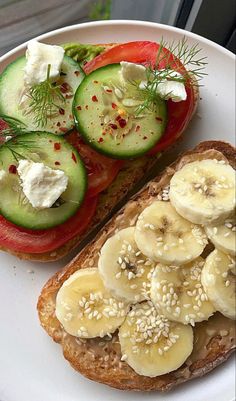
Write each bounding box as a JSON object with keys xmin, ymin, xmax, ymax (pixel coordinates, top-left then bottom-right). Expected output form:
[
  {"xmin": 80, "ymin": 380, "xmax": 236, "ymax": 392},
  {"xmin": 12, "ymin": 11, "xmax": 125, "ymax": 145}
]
[
  {"xmin": 169, "ymin": 159, "xmax": 236, "ymax": 225},
  {"xmin": 201, "ymin": 249, "xmax": 236, "ymax": 319},
  {"xmin": 205, "ymin": 217, "xmax": 236, "ymax": 256},
  {"xmin": 134, "ymin": 201, "xmax": 207, "ymax": 265},
  {"xmin": 55, "ymin": 268, "xmax": 130, "ymax": 338},
  {"xmin": 150, "ymin": 257, "xmax": 215, "ymax": 326},
  {"xmin": 118, "ymin": 301, "xmax": 193, "ymax": 377},
  {"xmin": 98, "ymin": 227, "xmax": 155, "ymax": 303}
]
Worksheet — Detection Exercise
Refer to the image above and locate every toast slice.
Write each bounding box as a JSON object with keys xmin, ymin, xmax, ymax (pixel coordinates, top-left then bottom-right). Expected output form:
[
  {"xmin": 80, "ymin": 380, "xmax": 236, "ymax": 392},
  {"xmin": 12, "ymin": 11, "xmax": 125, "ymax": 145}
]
[
  {"xmin": 38, "ymin": 140, "xmax": 236, "ymax": 391},
  {"xmin": 0, "ymin": 42, "xmax": 199, "ymax": 262}
]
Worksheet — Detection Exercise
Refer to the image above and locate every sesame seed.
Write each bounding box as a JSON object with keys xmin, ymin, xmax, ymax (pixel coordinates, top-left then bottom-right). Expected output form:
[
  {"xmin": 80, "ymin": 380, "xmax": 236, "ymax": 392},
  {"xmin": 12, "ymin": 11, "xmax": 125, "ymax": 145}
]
[
  {"xmin": 115, "ymin": 272, "xmax": 122, "ymax": 279},
  {"xmin": 130, "ymin": 284, "xmax": 137, "ymax": 289},
  {"xmin": 184, "ymin": 304, "xmax": 191, "ymax": 308}
]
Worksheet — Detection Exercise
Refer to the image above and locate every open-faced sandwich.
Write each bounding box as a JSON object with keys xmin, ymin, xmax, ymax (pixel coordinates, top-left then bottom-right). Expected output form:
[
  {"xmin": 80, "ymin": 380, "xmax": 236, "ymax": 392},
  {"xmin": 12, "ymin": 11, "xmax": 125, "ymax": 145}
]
[
  {"xmin": 38, "ymin": 140, "xmax": 236, "ymax": 391},
  {"xmin": 0, "ymin": 38, "xmax": 202, "ymax": 261}
]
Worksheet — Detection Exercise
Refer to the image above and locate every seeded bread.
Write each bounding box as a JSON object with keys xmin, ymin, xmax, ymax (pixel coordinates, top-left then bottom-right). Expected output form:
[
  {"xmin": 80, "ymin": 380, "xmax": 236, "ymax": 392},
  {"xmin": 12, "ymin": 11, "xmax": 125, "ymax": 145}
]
[{"xmin": 37, "ymin": 140, "xmax": 236, "ymax": 391}]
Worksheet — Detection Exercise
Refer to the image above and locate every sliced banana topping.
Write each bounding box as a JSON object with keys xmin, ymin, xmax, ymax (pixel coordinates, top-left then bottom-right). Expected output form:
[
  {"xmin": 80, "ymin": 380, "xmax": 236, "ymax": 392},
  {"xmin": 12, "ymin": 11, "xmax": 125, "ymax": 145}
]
[
  {"xmin": 55, "ymin": 268, "xmax": 130, "ymax": 338},
  {"xmin": 169, "ymin": 159, "xmax": 236, "ymax": 225},
  {"xmin": 118, "ymin": 301, "xmax": 193, "ymax": 377},
  {"xmin": 134, "ymin": 201, "xmax": 207, "ymax": 265},
  {"xmin": 201, "ymin": 249, "xmax": 236, "ymax": 319},
  {"xmin": 205, "ymin": 217, "xmax": 236, "ymax": 256},
  {"xmin": 98, "ymin": 227, "xmax": 155, "ymax": 302},
  {"xmin": 151, "ymin": 257, "xmax": 215, "ymax": 326}
]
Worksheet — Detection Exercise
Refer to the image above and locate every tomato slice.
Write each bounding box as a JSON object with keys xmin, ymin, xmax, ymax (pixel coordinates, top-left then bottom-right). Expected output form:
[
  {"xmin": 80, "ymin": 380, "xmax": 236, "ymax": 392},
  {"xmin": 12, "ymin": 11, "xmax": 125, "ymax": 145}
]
[
  {"xmin": 0, "ymin": 195, "xmax": 98, "ymax": 254},
  {"xmin": 84, "ymin": 41, "xmax": 160, "ymax": 74},
  {"xmin": 84, "ymin": 41, "xmax": 197, "ymax": 154},
  {"xmin": 66, "ymin": 130, "xmax": 123, "ymax": 197}
]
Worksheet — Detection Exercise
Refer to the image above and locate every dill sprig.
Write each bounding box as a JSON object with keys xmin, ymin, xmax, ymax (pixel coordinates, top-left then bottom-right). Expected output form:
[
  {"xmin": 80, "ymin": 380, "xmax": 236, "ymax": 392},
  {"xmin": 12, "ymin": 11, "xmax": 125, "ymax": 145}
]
[
  {"xmin": 0, "ymin": 115, "xmax": 28, "ymax": 137},
  {"xmin": 4, "ymin": 137, "xmax": 39, "ymax": 161},
  {"xmin": 27, "ymin": 64, "xmax": 65, "ymax": 128},
  {"xmin": 132, "ymin": 36, "xmax": 207, "ymax": 115},
  {"xmin": 154, "ymin": 36, "xmax": 208, "ymax": 81}
]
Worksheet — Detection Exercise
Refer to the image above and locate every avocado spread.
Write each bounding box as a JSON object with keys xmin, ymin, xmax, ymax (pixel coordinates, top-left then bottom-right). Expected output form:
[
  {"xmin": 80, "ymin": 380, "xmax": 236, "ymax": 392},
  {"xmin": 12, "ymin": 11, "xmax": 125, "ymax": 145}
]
[{"xmin": 62, "ymin": 43, "xmax": 105, "ymax": 63}]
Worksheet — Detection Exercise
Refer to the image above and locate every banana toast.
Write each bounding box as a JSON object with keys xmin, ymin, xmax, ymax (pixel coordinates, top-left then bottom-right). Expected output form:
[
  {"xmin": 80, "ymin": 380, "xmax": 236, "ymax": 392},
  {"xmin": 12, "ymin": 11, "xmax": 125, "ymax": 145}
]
[{"xmin": 38, "ymin": 140, "xmax": 236, "ymax": 391}]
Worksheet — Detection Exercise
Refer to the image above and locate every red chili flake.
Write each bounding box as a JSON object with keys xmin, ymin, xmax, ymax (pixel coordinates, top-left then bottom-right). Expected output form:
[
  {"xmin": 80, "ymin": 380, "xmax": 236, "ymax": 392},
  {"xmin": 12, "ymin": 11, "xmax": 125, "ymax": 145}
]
[
  {"xmin": 65, "ymin": 94, "xmax": 73, "ymax": 99},
  {"xmin": 56, "ymin": 122, "xmax": 61, "ymax": 127},
  {"xmin": 109, "ymin": 123, "xmax": 118, "ymax": 130},
  {"xmin": 135, "ymin": 125, "xmax": 140, "ymax": 132},
  {"xmin": 85, "ymin": 105, "xmax": 89, "ymax": 110},
  {"xmin": 92, "ymin": 95, "xmax": 98, "ymax": 102},
  {"xmin": 143, "ymin": 136, "xmax": 147, "ymax": 140},
  {"xmin": 156, "ymin": 117, "xmax": 163, "ymax": 122},
  {"xmin": 59, "ymin": 127, "xmax": 68, "ymax": 133},
  {"xmin": 98, "ymin": 137, "xmax": 104, "ymax": 143},
  {"xmin": 118, "ymin": 118, "xmax": 127, "ymax": 128},
  {"xmin": 74, "ymin": 71, "xmax": 80, "ymax": 76},
  {"xmin": 93, "ymin": 80, "xmax": 99, "ymax": 84},
  {"xmin": 55, "ymin": 161, "xmax": 61, "ymax": 166},
  {"xmin": 54, "ymin": 142, "xmax": 61, "ymax": 151},
  {"xmin": 76, "ymin": 105, "xmax": 82, "ymax": 111},
  {"xmin": 72, "ymin": 152, "xmax": 77, "ymax": 163},
  {"xmin": 59, "ymin": 108, "xmax": 65, "ymax": 115},
  {"xmin": 111, "ymin": 102, "xmax": 117, "ymax": 109},
  {"xmin": 60, "ymin": 82, "xmax": 70, "ymax": 93},
  {"xmin": 9, "ymin": 164, "xmax": 17, "ymax": 174},
  {"xmin": 106, "ymin": 89, "xmax": 112, "ymax": 93}
]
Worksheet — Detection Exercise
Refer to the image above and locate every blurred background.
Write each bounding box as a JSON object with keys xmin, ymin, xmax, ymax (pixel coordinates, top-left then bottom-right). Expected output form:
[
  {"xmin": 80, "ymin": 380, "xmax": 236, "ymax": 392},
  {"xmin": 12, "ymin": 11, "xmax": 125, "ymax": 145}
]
[{"xmin": 0, "ymin": 0, "xmax": 235, "ymax": 56}]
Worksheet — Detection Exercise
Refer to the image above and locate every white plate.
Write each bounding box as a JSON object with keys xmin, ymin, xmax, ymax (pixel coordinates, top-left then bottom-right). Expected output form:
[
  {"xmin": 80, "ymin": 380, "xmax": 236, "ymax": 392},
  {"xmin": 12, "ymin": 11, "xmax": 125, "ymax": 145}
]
[{"xmin": 0, "ymin": 20, "xmax": 235, "ymax": 401}]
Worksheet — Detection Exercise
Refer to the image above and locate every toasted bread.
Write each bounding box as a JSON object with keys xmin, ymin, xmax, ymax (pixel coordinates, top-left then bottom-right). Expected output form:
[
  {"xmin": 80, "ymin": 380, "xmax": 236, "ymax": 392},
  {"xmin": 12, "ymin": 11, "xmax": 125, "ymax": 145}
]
[
  {"xmin": 38, "ymin": 140, "xmax": 236, "ymax": 391},
  {"xmin": 0, "ymin": 42, "xmax": 199, "ymax": 262}
]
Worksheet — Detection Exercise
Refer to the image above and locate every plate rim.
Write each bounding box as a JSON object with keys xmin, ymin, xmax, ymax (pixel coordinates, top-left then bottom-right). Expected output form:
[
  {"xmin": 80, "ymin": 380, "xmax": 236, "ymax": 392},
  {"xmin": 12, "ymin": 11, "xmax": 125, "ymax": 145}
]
[
  {"xmin": 0, "ymin": 18, "xmax": 235, "ymax": 401},
  {"xmin": 0, "ymin": 19, "xmax": 235, "ymax": 64}
]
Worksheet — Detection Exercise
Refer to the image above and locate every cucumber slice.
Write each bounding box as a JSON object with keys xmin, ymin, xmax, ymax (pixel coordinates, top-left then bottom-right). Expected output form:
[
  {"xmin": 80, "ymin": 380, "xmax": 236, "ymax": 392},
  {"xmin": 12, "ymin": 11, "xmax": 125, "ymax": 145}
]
[
  {"xmin": 0, "ymin": 132, "xmax": 87, "ymax": 229},
  {"xmin": 0, "ymin": 55, "xmax": 84, "ymax": 134},
  {"xmin": 73, "ymin": 64, "xmax": 167, "ymax": 159}
]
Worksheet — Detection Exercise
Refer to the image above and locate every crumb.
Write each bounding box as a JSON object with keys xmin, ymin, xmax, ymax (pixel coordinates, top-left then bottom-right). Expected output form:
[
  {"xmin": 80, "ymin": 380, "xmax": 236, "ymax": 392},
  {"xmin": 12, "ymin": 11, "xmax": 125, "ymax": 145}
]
[{"xmin": 27, "ymin": 269, "xmax": 34, "ymax": 274}]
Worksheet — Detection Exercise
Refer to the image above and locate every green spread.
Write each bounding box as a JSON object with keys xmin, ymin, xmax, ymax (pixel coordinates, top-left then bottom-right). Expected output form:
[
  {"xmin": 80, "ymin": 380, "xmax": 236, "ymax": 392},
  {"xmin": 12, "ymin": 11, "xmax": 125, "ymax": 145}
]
[{"xmin": 62, "ymin": 43, "xmax": 105, "ymax": 63}]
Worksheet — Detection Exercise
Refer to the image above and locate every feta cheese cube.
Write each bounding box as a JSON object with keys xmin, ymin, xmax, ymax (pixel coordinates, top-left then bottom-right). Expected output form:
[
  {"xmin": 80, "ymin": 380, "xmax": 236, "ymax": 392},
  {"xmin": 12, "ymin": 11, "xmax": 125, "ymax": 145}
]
[
  {"xmin": 139, "ymin": 69, "xmax": 187, "ymax": 103},
  {"xmin": 17, "ymin": 160, "xmax": 68, "ymax": 209},
  {"xmin": 24, "ymin": 40, "xmax": 65, "ymax": 86},
  {"xmin": 156, "ymin": 71, "xmax": 187, "ymax": 102},
  {"xmin": 120, "ymin": 61, "xmax": 147, "ymax": 82}
]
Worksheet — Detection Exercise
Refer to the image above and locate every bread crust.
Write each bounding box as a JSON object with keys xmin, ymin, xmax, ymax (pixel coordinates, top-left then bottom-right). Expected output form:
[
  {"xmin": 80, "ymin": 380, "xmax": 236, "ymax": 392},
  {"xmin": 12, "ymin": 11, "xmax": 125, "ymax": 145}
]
[
  {"xmin": 0, "ymin": 42, "xmax": 199, "ymax": 262},
  {"xmin": 38, "ymin": 140, "xmax": 236, "ymax": 391}
]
